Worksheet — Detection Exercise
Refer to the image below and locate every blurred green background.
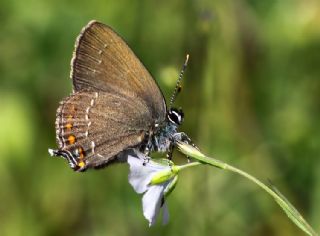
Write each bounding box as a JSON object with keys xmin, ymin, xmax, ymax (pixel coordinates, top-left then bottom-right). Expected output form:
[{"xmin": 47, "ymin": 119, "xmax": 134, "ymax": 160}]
[{"xmin": 1, "ymin": 0, "xmax": 319, "ymax": 235}]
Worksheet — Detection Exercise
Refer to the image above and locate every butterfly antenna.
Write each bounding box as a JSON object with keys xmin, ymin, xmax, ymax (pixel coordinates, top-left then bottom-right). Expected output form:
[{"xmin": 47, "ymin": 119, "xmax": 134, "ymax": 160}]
[{"xmin": 169, "ymin": 54, "xmax": 189, "ymax": 108}]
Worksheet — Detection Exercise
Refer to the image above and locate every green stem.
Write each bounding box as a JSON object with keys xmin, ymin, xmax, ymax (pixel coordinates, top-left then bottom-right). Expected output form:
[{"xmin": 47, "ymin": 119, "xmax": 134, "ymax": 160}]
[
  {"xmin": 176, "ymin": 141, "xmax": 318, "ymax": 236},
  {"xmin": 177, "ymin": 161, "xmax": 202, "ymax": 171}
]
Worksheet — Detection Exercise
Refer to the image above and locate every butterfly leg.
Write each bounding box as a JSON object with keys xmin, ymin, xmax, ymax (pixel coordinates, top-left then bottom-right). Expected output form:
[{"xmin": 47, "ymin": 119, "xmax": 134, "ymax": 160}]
[
  {"xmin": 142, "ymin": 150, "xmax": 151, "ymax": 166},
  {"xmin": 140, "ymin": 143, "xmax": 152, "ymax": 166},
  {"xmin": 166, "ymin": 143, "xmax": 174, "ymax": 161},
  {"xmin": 138, "ymin": 133, "xmax": 151, "ymax": 166}
]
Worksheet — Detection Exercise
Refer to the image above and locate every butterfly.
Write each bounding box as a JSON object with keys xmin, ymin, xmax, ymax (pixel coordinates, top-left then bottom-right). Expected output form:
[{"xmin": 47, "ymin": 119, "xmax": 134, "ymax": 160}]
[{"xmin": 49, "ymin": 20, "xmax": 191, "ymax": 171}]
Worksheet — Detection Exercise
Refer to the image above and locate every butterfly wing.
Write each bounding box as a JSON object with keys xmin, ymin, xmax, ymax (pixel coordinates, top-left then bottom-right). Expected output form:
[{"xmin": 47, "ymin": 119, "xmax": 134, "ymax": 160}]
[
  {"xmin": 51, "ymin": 90, "xmax": 153, "ymax": 171},
  {"xmin": 50, "ymin": 21, "xmax": 167, "ymax": 171},
  {"xmin": 71, "ymin": 20, "xmax": 166, "ymax": 120}
]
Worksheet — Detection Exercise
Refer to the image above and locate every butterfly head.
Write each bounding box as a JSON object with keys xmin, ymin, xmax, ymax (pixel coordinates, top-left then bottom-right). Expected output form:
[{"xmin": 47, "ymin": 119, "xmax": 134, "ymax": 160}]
[{"xmin": 167, "ymin": 107, "xmax": 184, "ymax": 126}]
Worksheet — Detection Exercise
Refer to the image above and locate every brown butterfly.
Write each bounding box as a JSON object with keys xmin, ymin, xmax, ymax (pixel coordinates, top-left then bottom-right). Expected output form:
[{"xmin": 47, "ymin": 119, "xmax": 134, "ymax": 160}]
[{"xmin": 49, "ymin": 20, "xmax": 190, "ymax": 171}]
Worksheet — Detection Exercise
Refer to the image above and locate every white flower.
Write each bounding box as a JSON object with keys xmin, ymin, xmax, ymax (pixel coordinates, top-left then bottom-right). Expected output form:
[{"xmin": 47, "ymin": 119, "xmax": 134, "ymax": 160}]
[{"xmin": 127, "ymin": 151, "xmax": 178, "ymax": 226}]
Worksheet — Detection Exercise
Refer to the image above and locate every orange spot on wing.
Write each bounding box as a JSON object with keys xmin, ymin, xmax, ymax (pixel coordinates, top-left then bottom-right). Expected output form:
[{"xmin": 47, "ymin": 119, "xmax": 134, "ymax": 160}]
[
  {"xmin": 65, "ymin": 123, "xmax": 73, "ymax": 130},
  {"xmin": 68, "ymin": 135, "xmax": 76, "ymax": 144}
]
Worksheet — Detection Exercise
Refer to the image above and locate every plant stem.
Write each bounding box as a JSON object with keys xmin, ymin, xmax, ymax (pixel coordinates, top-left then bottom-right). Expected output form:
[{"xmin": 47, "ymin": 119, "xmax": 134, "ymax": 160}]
[{"xmin": 176, "ymin": 141, "xmax": 318, "ymax": 236}]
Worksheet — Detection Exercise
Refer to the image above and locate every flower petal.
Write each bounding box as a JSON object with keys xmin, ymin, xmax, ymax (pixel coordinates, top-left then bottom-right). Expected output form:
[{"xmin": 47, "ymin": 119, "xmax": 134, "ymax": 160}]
[
  {"xmin": 127, "ymin": 151, "xmax": 172, "ymax": 194},
  {"xmin": 128, "ymin": 154, "xmax": 154, "ymax": 193},
  {"xmin": 126, "ymin": 151, "xmax": 175, "ymax": 226},
  {"xmin": 162, "ymin": 201, "xmax": 169, "ymax": 225},
  {"xmin": 142, "ymin": 184, "xmax": 164, "ymax": 226}
]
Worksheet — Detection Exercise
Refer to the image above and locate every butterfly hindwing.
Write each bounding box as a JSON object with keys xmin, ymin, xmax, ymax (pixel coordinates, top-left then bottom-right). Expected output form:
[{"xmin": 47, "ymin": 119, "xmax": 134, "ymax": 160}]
[{"xmin": 53, "ymin": 91, "xmax": 153, "ymax": 171}]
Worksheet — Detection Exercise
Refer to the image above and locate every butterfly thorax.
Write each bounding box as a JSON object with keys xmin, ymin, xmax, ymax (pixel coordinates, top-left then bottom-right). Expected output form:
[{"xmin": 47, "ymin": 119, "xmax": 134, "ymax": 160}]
[
  {"xmin": 142, "ymin": 107, "xmax": 184, "ymax": 154},
  {"xmin": 150, "ymin": 122, "xmax": 178, "ymax": 153}
]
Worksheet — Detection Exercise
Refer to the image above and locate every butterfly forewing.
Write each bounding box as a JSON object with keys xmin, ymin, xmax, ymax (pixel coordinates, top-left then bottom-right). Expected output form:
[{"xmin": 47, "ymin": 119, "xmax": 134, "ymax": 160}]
[{"xmin": 71, "ymin": 20, "xmax": 166, "ymax": 120}]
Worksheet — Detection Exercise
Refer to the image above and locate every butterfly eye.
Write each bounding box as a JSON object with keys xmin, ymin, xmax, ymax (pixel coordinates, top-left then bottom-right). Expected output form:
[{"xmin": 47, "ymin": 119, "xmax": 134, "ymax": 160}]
[{"xmin": 168, "ymin": 108, "xmax": 184, "ymax": 125}]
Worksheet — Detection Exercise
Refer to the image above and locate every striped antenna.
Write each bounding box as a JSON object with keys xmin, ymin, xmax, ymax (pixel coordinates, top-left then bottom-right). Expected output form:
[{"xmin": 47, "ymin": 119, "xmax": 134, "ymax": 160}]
[{"xmin": 169, "ymin": 54, "xmax": 189, "ymax": 108}]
